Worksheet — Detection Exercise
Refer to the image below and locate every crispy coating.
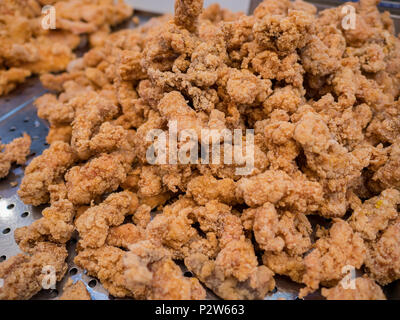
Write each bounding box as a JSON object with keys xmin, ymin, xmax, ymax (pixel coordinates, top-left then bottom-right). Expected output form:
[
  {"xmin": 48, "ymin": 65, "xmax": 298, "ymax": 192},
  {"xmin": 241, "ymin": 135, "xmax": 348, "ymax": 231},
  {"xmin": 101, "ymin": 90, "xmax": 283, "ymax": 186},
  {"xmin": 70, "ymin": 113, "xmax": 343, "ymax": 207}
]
[
  {"xmin": 0, "ymin": 68, "xmax": 31, "ymax": 96},
  {"xmin": 253, "ymin": 10, "xmax": 313, "ymax": 53},
  {"xmin": 46, "ymin": 125, "xmax": 72, "ymax": 144},
  {"xmin": 0, "ymin": 242, "xmax": 68, "ymax": 300},
  {"xmin": 71, "ymin": 94, "xmax": 120, "ymax": 160},
  {"xmin": 124, "ymin": 240, "xmax": 206, "ymax": 299},
  {"xmin": 185, "ymin": 252, "xmax": 275, "ymax": 300},
  {"xmin": 300, "ymin": 220, "xmax": 366, "ymax": 298},
  {"xmin": 75, "ymin": 191, "xmax": 135, "ymax": 248},
  {"xmin": 65, "ymin": 152, "xmax": 132, "ymax": 205},
  {"xmin": 59, "ymin": 279, "xmax": 91, "ymax": 300},
  {"xmin": 321, "ymin": 276, "xmax": 386, "ymax": 300},
  {"xmin": 0, "ymin": 133, "xmax": 31, "ymax": 178},
  {"xmin": 106, "ymin": 223, "xmax": 144, "ymax": 249},
  {"xmin": 373, "ymin": 140, "xmax": 400, "ymax": 190},
  {"xmin": 132, "ymin": 204, "xmax": 151, "ymax": 229},
  {"xmin": 183, "ymin": 201, "xmax": 276, "ymax": 299},
  {"xmin": 15, "ymin": 199, "xmax": 75, "ymax": 253},
  {"xmin": 35, "ymin": 93, "xmax": 75, "ymax": 126},
  {"xmin": 293, "ymin": 107, "xmax": 372, "ymax": 217},
  {"xmin": 349, "ymin": 189, "xmax": 400, "ymax": 240},
  {"xmin": 0, "ymin": 0, "xmax": 133, "ymax": 96},
  {"xmin": 145, "ymin": 197, "xmax": 201, "ymax": 260},
  {"xmin": 7, "ymin": 0, "xmax": 400, "ymax": 300},
  {"xmin": 249, "ymin": 203, "xmax": 312, "ymax": 255},
  {"xmin": 74, "ymin": 245, "xmax": 133, "ymax": 298},
  {"xmin": 174, "ymin": 0, "xmax": 204, "ymax": 32},
  {"xmin": 236, "ymin": 170, "xmax": 323, "ymax": 213},
  {"xmin": 242, "ymin": 202, "xmax": 312, "ymax": 283},
  {"xmin": 365, "ymin": 217, "xmax": 400, "ymax": 285},
  {"xmin": 187, "ymin": 175, "xmax": 237, "ymax": 205},
  {"xmin": 18, "ymin": 141, "xmax": 77, "ymax": 205},
  {"xmin": 263, "ymin": 251, "xmax": 305, "ymax": 283}
]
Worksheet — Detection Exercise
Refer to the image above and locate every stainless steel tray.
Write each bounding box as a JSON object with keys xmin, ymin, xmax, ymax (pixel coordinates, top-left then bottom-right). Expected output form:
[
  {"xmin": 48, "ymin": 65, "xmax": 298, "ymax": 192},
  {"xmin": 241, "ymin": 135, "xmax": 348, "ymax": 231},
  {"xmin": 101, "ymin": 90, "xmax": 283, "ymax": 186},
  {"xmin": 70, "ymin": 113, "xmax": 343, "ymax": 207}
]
[
  {"xmin": 0, "ymin": 78, "xmax": 111, "ymax": 300},
  {"xmin": 0, "ymin": 78, "xmax": 304, "ymax": 300},
  {"xmin": 0, "ymin": 3, "xmax": 399, "ymax": 300}
]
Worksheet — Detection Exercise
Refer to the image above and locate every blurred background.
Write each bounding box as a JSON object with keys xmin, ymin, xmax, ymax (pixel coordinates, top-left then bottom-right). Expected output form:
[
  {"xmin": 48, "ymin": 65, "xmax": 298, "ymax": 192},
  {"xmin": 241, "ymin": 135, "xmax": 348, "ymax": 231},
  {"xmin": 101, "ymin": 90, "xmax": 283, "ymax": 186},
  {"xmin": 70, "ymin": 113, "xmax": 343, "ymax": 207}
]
[
  {"xmin": 126, "ymin": 0, "xmax": 400, "ymax": 33},
  {"xmin": 127, "ymin": 0, "xmax": 400, "ymax": 14}
]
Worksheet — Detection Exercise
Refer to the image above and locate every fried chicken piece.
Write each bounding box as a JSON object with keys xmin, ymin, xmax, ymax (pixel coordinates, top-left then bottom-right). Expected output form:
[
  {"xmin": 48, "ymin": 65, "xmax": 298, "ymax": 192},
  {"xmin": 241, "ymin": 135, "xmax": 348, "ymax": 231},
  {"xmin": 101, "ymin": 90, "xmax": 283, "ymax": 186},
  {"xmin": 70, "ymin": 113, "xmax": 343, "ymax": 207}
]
[
  {"xmin": 0, "ymin": 68, "xmax": 31, "ymax": 96},
  {"xmin": 185, "ymin": 252, "xmax": 275, "ymax": 300},
  {"xmin": 133, "ymin": 111, "xmax": 164, "ymax": 163},
  {"xmin": 14, "ymin": 199, "xmax": 75, "ymax": 253},
  {"xmin": 53, "ymin": 0, "xmax": 133, "ymax": 36},
  {"xmin": 137, "ymin": 165, "xmax": 163, "ymax": 197},
  {"xmin": 59, "ymin": 279, "xmax": 91, "ymax": 300},
  {"xmin": 75, "ymin": 191, "xmax": 135, "ymax": 248},
  {"xmin": 300, "ymin": 220, "xmax": 366, "ymax": 298},
  {"xmin": 39, "ymin": 71, "xmax": 87, "ymax": 92},
  {"xmin": 15, "ymin": 36, "xmax": 76, "ymax": 74},
  {"xmin": 137, "ymin": 80, "xmax": 164, "ymax": 108},
  {"xmin": 249, "ymin": 203, "xmax": 312, "ymax": 255},
  {"xmin": 74, "ymin": 245, "xmax": 133, "ymax": 298},
  {"xmin": 35, "ymin": 93, "xmax": 75, "ymax": 126},
  {"xmin": 113, "ymin": 96, "xmax": 148, "ymax": 130},
  {"xmin": 145, "ymin": 197, "xmax": 201, "ymax": 260},
  {"xmin": 352, "ymin": 43, "xmax": 386, "ymax": 74},
  {"xmin": 255, "ymin": 110, "xmax": 300, "ymax": 173},
  {"xmin": 349, "ymin": 189, "xmax": 400, "ymax": 240},
  {"xmin": 373, "ymin": 140, "xmax": 400, "ymax": 190},
  {"xmin": 106, "ymin": 223, "xmax": 144, "ymax": 250},
  {"xmin": 236, "ymin": 170, "xmax": 323, "ymax": 213},
  {"xmin": 5, "ymin": 0, "xmax": 400, "ymax": 302},
  {"xmin": 301, "ymin": 28, "xmax": 344, "ymax": 77},
  {"xmin": 321, "ymin": 276, "xmax": 386, "ymax": 300},
  {"xmin": 0, "ymin": 133, "xmax": 31, "ymax": 178},
  {"xmin": 263, "ymin": 86, "xmax": 302, "ymax": 115},
  {"xmin": 71, "ymin": 94, "xmax": 120, "ymax": 160},
  {"xmin": 192, "ymin": 201, "xmax": 241, "ymax": 248},
  {"xmin": 262, "ymin": 251, "xmax": 305, "ymax": 283},
  {"xmin": 365, "ymin": 217, "xmax": 400, "ymax": 285},
  {"xmin": 0, "ymin": 242, "xmax": 68, "ymax": 300},
  {"xmin": 116, "ymin": 50, "xmax": 146, "ymax": 82},
  {"xmin": 65, "ymin": 152, "xmax": 131, "ymax": 205},
  {"xmin": 18, "ymin": 141, "xmax": 77, "ymax": 206},
  {"xmin": 225, "ymin": 69, "xmax": 272, "ymax": 105},
  {"xmin": 253, "ymin": 0, "xmax": 291, "ymax": 18},
  {"xmin": 88, "ymin": 122, "xmax": 128, "ymax": 154},
  {"xmin": 174, "ymin": 0, "xmax": 204, "ymax": 32},
  {"xmin": 46, "ymin": 125, "xmax": 72, "ymax": 144},
  {"xmin": 147, "ymin": 198, "xmax": 248, "ymax": 273},
  {"xmin": 187, "ymin": 175, "xmax": 237, "ymax": 205},
  {"xmin": 314, "ymin": 98, "xmax": 372, "ymax": 150},
  {"xmin": 157, "ymin": 91, "xmax": 204, "ymax": 137},
  {"xmin": 215, "ymin": 239, "xmax": 259, "ymax": 282},
  {"xmin": 241, "ymin": 202, "xmax": 311, "ymax": 283},
  {"xmin": 367, "ymin": 104, "xmax": 400, "ymax": 145},
  {"xmin": 165, "ymin": 200, "xmax": 275, "ymax": 300},
  {"xmin": 253, "ymin": 10, "xmax": 314, "ymax": 53},
  {"xmin": 75, "ymin": 241, "xmax": 205, "ymax": 299},
  {"xmin": 124, "ymin": 240, "xmax": 206, "ymax": 299},
  {"xmin": 48, "ymin": 181, "xmax": 68, "ymax": 203},
  {"xmin": 293, "ymin": 107, "xmax": 371, "ymax": 217},
  {"xmin": 132, "ymin": 204, "xmax": 151, "ymax": 229}
]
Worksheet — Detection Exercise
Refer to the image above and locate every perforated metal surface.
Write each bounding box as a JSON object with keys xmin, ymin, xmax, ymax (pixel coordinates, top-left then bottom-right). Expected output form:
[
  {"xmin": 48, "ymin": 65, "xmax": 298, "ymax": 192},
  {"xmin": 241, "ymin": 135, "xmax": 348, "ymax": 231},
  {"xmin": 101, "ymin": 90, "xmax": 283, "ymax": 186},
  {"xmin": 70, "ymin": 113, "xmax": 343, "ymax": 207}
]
[
  {"xmin": 0, "ymin": 71, "xmax": 339, "ymax": 301},
  {"xmin": 0, "ymin": 78, "xmax": 113, "ymax": 300},
  {"xmin": 0, "ymin": 5, "xmax": 399, "ymax": 301},
  {"xmin": 0, "ymin": 69, "xmax": 300, "ymax": 302},
  {"xmin": 0, "ymin": 78, "xmax": 333, "ymax": 301}
]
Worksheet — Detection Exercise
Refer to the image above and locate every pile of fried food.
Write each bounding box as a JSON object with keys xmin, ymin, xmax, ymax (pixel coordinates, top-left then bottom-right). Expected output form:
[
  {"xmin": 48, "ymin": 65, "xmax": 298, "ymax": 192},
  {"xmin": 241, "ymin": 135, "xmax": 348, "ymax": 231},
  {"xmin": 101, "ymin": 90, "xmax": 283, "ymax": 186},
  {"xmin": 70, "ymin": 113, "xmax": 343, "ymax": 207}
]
[
  {"xmin": 0, "ymin": 0, "xmax": 132, "ymax": 96},
  {"xmin": 1, "ymin": 0, "xmax": 400, "ymax": 300}
]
